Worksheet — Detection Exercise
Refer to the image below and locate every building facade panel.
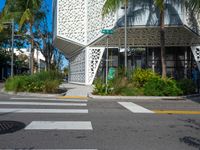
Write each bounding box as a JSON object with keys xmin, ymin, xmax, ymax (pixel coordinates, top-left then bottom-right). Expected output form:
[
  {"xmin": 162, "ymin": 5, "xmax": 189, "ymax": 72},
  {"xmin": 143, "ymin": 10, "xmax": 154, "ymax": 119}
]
[
  {"xmin": 57, "ymin": 0, "xmax": 87, "ymax": 45},
  {"xmin": 86, "ymin": 0, "xmax": 116, "ymax": 44},
  {"xmin": 69, "ymin": 50, "xmax": 86, "ymax": 83}
]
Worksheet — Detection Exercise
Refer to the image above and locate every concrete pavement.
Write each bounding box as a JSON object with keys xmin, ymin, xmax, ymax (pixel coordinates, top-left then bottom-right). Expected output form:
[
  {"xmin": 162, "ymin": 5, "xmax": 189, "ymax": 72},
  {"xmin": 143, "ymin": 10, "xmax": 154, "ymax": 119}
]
[{"xmin": 60, "ymin": 82, "xmax": 93, "ymax": 97}]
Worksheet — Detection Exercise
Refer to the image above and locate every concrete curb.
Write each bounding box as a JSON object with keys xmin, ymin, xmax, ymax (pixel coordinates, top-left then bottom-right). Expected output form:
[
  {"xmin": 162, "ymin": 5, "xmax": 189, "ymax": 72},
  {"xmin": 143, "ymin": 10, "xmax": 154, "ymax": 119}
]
[
  {"xmin": 57, "ymin": 96, "xmax": 88, "ymax": 99},
  {"xmin": 88, "ymin": 93, "xmax": 200, "ymax": 100},
  {"xmin": 1, "ymin": 88, "xmax": 65, "ymax": 98}
]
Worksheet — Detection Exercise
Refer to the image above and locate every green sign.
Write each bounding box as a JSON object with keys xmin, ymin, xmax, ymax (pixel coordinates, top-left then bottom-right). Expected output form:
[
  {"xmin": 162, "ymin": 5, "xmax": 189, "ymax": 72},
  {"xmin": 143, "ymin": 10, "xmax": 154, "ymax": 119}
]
[
  {"xmin": 108, "ymin": 67, "xmax": 116, "ymax": 80},
  {"xmin": 101, "ymin": 29, "xmax": 114, "ymax": 34}
]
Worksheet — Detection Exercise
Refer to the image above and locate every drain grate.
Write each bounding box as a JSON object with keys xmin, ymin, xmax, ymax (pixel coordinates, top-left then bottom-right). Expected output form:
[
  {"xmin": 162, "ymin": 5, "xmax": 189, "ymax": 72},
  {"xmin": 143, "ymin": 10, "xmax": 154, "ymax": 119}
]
[{"xmin": 0, "ymin": 121, "xmax": 25, "ymax": 134}]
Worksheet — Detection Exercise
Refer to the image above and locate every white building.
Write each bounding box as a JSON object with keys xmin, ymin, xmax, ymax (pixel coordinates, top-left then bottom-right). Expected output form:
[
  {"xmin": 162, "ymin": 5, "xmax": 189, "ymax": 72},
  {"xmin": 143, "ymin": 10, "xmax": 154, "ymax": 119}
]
[
  {"xmin": 53, "ymin": 0, "xmax": 200, "ymax": 85},
  {"xmin": 14, "ymin": 48, "xmax": 46, "ymax": 72}
]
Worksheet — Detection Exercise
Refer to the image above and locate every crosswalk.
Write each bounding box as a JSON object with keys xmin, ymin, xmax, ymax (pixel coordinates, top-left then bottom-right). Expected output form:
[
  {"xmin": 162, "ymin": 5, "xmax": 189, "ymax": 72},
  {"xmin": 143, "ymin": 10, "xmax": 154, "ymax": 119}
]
[
  {"xmin": 0, "ymin": 97, "xmax": 92, "ymax": 130},
  {"xmin": 0, "ymin": 97, "xmax": 95, "ymax": 149}
]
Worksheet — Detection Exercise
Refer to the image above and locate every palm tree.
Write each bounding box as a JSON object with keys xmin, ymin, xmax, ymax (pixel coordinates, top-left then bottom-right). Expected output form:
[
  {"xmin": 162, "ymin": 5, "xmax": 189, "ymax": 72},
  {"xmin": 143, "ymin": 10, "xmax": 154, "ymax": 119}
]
[
  {"xmin": 102, "ymin": 0, "xmax": 171, "ymax": 78},
  {"xmin": 1, "ymin": 0, "xmax": 45, "ymax": 74},
  {"xmin": 102, "ymin": 0, "xmax": 128, "ymax": 75},
  {"xmin": 18, "ymin": 0, "xmax": 44, "ymax": 74}
]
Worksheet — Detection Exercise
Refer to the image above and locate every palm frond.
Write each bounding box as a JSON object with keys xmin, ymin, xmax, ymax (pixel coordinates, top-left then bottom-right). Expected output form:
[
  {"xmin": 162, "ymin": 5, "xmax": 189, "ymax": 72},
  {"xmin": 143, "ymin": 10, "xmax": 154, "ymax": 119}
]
[
  {"xmin": 186, "ymin": 0, "xmax": 200, "ymax": 13},
  {"xmin": 102, "ymin": 0, "xmax": 124, "ymax": 17},
  {"xmin": 19, "ymin": 9, "xmax": 33, "ymax": 29},
  {"xmin": 154, "ymin": 0, "xmax": 164, "ymax": 11}
]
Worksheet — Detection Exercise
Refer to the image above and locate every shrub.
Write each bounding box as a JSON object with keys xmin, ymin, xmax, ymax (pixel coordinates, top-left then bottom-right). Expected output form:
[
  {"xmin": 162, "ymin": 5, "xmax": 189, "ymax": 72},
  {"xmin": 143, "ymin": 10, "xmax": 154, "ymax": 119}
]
[
  {"xmin": 4, "ymin": 71, "xmax": 62, "ymax": 93},
  {"xmin": 131, "ymin": 68, "xmax": 159, "ymax": 87},
  {"xmin": 177, "ymin": 79, "xmax": 196, "ymax": 95},
  {"xmin": 44, "ymin": 80, "xmax": 60, "ymax": 93},
  {"xmin": 144, "ymin": 77, "xmax": 183, "ymax": 96},
  {"xmin": 93, "ymin": 78, "xmax": 106, "ymax": 95},
  {"xmin": 120, "ymin": 87, "xmax": 144, "ymax": 96},
  {"xmin": 5, "ymin": 75, "xmax": 29, "ymax": 92},
  {"xmin": 109, "ymin": 76, "xmax": 129, "ymax": 95}
]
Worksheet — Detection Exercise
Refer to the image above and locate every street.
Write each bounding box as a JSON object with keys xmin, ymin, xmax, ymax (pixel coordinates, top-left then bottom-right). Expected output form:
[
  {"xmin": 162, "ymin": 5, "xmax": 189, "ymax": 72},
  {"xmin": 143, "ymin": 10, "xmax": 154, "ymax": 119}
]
[{"xmin": 0, "ymin": 93, "xmax": 200, "ymax": 150}]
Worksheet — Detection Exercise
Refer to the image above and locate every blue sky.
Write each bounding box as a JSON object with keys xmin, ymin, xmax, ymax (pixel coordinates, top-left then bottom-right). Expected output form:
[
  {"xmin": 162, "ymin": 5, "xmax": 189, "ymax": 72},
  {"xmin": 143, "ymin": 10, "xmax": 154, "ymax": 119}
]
[{"xmin": 0, "ymin": 0, "xmax": 6, "ymax": 10}]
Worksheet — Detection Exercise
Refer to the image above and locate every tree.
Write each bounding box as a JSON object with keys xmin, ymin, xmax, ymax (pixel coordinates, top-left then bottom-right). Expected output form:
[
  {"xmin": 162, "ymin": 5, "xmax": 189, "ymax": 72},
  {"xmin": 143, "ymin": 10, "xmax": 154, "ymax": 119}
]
[
  {"xmin": 102, "ymin": 0, "xmax": 181, "ymax": 78},
  {"xmin": 34, "ymin": 14, "xmax": 54, "ymax": 71},
  {"xmin": 1, "ymin": 0, "xmax": 45, "ymax": 74},
  {"xmin": 18, "ymin": 0, "xmax": 45, "ymax": 74},
  {"xmin": 63, "ymin": 67, "xmax": 69, "ymax": 77}
]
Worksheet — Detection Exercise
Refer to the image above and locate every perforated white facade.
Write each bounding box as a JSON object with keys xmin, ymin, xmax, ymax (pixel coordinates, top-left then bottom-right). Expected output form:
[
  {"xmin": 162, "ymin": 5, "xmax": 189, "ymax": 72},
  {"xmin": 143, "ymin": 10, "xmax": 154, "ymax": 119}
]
[{"xmin": 53, "ymin": 0, "xmax": 200, "ymax": 85}]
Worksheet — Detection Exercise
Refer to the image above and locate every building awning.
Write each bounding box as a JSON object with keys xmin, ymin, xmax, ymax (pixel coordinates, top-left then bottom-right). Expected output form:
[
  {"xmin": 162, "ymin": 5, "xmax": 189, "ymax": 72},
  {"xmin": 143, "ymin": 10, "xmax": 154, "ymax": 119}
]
[
  {"xmin": 91, "ymin": 25, "xmax": 200, "ymax": 48},
  {"xmin": 53, "ymin": 36, "xmax": 84, "ymax": 58}
]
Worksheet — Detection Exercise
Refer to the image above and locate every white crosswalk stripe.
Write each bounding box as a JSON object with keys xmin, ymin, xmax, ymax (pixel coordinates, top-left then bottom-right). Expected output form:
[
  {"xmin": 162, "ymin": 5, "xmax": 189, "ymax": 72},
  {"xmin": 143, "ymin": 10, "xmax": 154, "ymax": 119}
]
[
  {"xmin": 10, "ymin": 97, "xmax": 88, "ymax": 102},
  {"xmin": 0, "ymin": 101, "xmax": 87, "ymax": 106},
  {"xmin": 25, "ymin": 121, "xmax": 93, "ymax": 130},
  {"xmin": 0, "ymin": 108, "xmax": 88, "ymax": 113},
  {"xmin": 1, "ymin": 148, "xmax": 98, "ymax": 150},
  {"xmin": 118, "ymin": 102, "xmax": 154, "ymax": 113}
]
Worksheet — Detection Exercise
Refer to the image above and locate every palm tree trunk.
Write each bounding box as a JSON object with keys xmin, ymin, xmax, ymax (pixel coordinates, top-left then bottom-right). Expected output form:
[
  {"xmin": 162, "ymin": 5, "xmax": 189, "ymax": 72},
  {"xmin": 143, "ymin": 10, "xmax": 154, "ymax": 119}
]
[
  {"xmin": 160, "ymin": 8, "xmax": 166, "ymax": 78},
  {"xmin": 30, "ymin": 24, "xmax": 34, "ymax": 74}
]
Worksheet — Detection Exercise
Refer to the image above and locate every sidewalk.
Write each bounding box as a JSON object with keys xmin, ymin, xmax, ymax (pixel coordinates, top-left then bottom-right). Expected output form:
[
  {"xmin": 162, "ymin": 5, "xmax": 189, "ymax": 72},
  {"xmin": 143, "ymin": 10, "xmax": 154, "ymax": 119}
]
[{"xmin": 60, "ymin": 82, "xmax": 93, "ymax": 97}]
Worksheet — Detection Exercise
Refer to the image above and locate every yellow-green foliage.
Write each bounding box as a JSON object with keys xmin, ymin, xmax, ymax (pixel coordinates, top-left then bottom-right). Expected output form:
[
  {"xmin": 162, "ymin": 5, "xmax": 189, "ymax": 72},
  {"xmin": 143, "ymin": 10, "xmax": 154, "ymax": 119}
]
[{"xmin": 131, "ymin": 68, "xmax": 159, "ymax": 87}]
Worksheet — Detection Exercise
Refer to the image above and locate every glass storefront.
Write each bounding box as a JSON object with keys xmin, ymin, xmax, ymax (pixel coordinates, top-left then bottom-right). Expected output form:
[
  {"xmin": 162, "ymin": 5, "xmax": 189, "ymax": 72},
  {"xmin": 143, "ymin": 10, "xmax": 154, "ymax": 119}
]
[{"xmin": 96, "ymin": 47, "xmax": 195, "ymax": 81}]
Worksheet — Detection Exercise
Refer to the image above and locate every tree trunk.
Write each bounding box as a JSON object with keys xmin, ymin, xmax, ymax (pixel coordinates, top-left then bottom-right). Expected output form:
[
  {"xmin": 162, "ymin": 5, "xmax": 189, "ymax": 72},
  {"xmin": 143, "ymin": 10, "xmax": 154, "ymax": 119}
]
[
  {"xmin": 160, "ymin": 7, "xmax": 166, "ymax": 78},
  {"xmin": 30, "ymin": 24, "xmax": 34, "ymax": 74}
]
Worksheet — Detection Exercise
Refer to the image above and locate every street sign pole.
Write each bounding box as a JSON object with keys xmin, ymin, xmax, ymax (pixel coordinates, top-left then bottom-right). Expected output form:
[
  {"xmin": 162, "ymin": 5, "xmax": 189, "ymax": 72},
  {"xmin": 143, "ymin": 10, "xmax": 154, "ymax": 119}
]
[
  {"xmin": 101, "ymin": 29, "xmax": 114, "ymax": 94},
  {"xmin": 106, "ymin": 35, "xmax": 109, "ymax": 94}
]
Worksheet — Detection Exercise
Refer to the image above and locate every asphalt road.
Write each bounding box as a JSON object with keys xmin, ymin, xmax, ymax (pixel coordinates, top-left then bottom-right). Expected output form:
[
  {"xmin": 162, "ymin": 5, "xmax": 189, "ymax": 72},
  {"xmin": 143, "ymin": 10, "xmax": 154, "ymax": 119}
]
[{"xmin": 0, "ymin": 93, "xmax": 200, "ymax": 150}]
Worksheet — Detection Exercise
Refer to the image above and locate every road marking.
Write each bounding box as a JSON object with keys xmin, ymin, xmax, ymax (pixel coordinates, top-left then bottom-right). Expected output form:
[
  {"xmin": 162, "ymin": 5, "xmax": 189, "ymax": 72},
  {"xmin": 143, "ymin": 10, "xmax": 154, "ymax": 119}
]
[
  {"xmin": 58, "ymin": 96, "xmax": 88, "ymax": 99},
  {"xmin": 25, "ymin": 121, "xmax": 93, "ymax": 130},
  {"xmin": 10, "ymin": 97, "xmax": 88, "ymax": 102},
  {"xmin": 0, "ymin": 108, "xmax": 88, "ymax": 113},
  {"xmin": 1, "ymin": 148, "xmax": 98, "ymax": 150},
  {"xmin": 154, "ymin": 110, "xmax": 200, "ymax": 115},
  {"xmin": 0, "ymin": 102, "xmax": 87, "ymax": 106},
  {"xmin": 118, "ymin": 102, "xmax": 154, "ymax": 113},
  {"xmin": 0, "ymin": 149, "xmax": 97, "ymax": 150}
]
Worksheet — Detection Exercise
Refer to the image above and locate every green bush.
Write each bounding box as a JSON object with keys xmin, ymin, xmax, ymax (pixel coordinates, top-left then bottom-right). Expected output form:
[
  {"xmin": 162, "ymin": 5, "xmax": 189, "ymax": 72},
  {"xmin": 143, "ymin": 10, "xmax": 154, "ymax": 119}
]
[
  {"xmin": 5, "ymin": 75, "xmax": 27, "ymax": 92},
  {"xmin": 177, "ymin": 79, "xmax": 196, "ymax": 95},
  {"xmin": 109, "ymin": 76, "xmax": 129, "ymax": 95},
  {"xmin": 93, "ymin": 78, "xmax": 106, "ymax": 95},
  {"xmin": 144, "ymin": 77, "xmax": 183, "ymax": 96},
  {"xmin": 120, "ymin": 87, "xmax": 144, "ymax": 96},
  {"xmin": 131, "ymin": 68, "xmax": 159, "ymax": 87},
  {"xmin": 44, "ymin": 80, "xmax": 60, "ymax": 93},
  {"xmin": 4, "ymin": 71, "xmax": 62, "ymax": 93}
]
